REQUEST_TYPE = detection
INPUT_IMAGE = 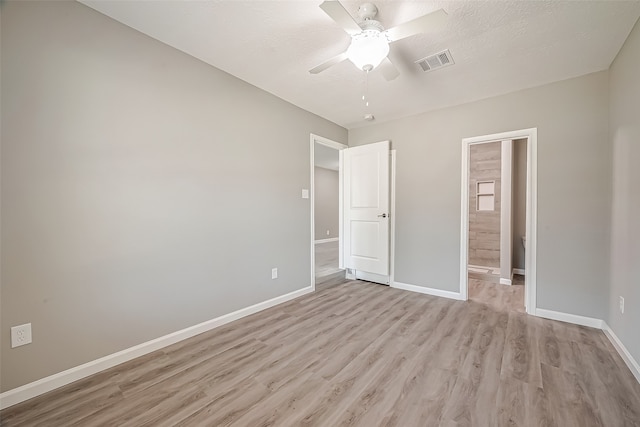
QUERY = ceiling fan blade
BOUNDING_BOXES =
[378,57,400,81]
[309,51,349,74]
[319,0,362,35]
[384,9,448,42]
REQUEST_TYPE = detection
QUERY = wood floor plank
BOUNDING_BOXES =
[229,370,327,427]
[580,336,640,425]
[379,366,457,426]
[311,292,417,381]
[120,338,267,397]
[423,301,483,374]
[28,385,124,427]
[255,286,378,346]
[540,362,605,427]
[329,348,420,426]
[496,377,554,427]
[2,279,639,427]
[501,311,543,387]
[441,304,509,427]
[251,292,402,392]
[441,376,500,426]
[150,374,258,427]
[117,387,209,427]
[287,297,424,425]
[0,379,123,427]
[173,379,271,427]
[69,386,182,427]
[468,273,525,313]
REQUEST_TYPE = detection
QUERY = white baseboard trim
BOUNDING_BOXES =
[314,237,338,244]
[602,322,640,384]
[512,268,525,276]
[0,286,313,410]
[500,278,512,286]
[392,281,464,301]
[534,308,603,329]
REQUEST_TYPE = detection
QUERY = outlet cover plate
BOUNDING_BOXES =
[11,323,32,348]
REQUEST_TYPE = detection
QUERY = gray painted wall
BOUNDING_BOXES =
[0,1,347,391]
[609,18,640,366]
[349,71,611,320]
[512,139,527,271]
[314,167,339,240]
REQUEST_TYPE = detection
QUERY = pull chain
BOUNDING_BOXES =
[362,65,372,113]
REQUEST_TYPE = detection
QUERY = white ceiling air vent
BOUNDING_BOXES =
[415,49,454,72]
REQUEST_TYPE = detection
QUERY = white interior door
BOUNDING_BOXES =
[343,141,390,279]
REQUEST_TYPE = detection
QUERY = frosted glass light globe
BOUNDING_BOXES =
[346,30,390,71]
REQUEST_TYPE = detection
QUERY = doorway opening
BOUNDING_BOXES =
[310,135,347,290]
[460,129,537,315]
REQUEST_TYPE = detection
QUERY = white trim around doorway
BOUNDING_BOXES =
[460,128,538,315]
[310,134,348,291]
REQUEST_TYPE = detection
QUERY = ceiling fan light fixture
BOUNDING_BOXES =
[346,29,389,71]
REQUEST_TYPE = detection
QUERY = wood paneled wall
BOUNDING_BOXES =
[469,142,501,267]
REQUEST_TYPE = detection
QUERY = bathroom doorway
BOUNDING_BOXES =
[460,129,538,315]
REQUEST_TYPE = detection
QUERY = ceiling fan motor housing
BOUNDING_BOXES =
[359,19,385,32]
[358,2,378,20]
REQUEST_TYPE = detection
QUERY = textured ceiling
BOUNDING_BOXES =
[80,1,640,129]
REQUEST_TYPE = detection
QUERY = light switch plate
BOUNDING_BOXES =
[301,189,309,199]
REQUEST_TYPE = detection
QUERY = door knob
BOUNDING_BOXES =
[378,213,387,218]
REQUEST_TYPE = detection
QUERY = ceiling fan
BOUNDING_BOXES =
[310,1,448,81]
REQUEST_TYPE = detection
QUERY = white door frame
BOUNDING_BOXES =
[310,134,348,290]
[460,128,537,314]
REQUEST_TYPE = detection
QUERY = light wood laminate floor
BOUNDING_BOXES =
[315,240,341,279]
[469,274,525,313]
[2,279,639,426]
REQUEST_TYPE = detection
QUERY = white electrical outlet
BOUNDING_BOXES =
[326,230,330,236]
[271,268,278,279]
[620,296,625,314]
[11,323,32,348]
